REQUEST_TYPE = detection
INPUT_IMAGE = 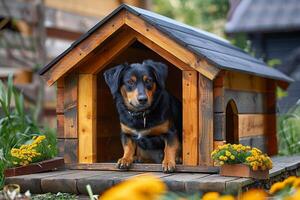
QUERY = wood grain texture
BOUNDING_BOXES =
[56,79,64,114]
[64,139,78,163]
[213,71,225,113]
[66,163,219,173]
[224,71,271,93]
[224,90,268,114]
[64,107,78,138]
[79,27,137,74]
[63,70,78,110]
[198,74,214,166]
[125,11,219,80]
[214,113,225,141]
[78,74,97,163]
[43,10,126,85]
[238,114,275,138]
[57,114,64,138]
[182,71,198,166]
[135,33,192,71]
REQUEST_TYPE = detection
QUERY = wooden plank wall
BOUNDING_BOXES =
[199,73,213,166]
[56,70,79,163]
[78,74,97,163]
[182,71,198,166]
[213,71,277,155]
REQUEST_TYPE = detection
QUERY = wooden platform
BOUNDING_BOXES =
[5,156,300,195]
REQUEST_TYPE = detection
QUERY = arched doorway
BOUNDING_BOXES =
[226,100,239,144]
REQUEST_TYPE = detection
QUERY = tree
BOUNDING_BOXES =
[152,0,229,37]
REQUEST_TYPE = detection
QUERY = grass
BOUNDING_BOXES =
[278,101,300,155]
[32,193,77,200]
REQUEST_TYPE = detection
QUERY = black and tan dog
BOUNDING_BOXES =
[104,60,182,173]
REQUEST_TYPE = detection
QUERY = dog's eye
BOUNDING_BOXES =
[127,79,135,86]
[145,78,153,84]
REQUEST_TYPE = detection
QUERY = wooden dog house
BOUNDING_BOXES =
[39,4,292,170]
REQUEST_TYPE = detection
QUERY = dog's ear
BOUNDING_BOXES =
[144,60,168,89]
[103,64,127,97]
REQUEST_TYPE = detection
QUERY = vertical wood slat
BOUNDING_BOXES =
[213,71,225,113]
[182,71,198,166]
[78,74,97,163]
[63,71,79,163]
[56,78,65,140]
[56,79,64,114]
[198,74,214,166]
[266,80,277,155]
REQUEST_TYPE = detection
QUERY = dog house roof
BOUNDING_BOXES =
[39,4,292,83]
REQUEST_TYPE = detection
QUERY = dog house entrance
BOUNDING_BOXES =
[225,100,239,144]
[96,41,182,163]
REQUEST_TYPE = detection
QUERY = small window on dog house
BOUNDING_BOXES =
[39,4,291,172]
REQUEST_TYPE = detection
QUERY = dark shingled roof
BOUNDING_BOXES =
[39,4,293,83]
[226,0,300,33]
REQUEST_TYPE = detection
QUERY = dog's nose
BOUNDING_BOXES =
[137,95,148,104]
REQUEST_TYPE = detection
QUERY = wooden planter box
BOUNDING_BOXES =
[4,157,64,177]
[220,164,269,179]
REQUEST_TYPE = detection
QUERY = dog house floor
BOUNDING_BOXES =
[6,156,300,195]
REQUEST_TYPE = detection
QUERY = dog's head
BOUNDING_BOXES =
[104,60,168,111]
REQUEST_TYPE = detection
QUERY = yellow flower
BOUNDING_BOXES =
[202,192,220,200]
[240,189,267,200]
[293,178,300,188]
[219,161,224,165]
[223,156,228,161]
[225,151,231,157]
[100,174,166,200]
[230,155,235,160]
[283,176,297,186]
[219,195,235,200]
[252,165,258,171]
[270,182,286,194]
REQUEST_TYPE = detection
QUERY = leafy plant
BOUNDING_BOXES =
[0,75,57,189]
[278,102,300,155]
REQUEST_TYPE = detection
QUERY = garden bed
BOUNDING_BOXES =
[5,157,64,177]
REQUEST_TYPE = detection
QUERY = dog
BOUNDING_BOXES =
[104,60,182,173]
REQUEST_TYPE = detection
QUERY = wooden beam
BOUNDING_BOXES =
[125,11,219,80]
[78,74,97,163]
[213,71,225,113]
[238,114,275,138]
[266,80,277,155]
[135,33,192,71]
[66,163,218,173]
[43,10,126,86]
[224,71,271,93]
[182,71,198,166]
[198,74,214,166]
[79,27,136,74]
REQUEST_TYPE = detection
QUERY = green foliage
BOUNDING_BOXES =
[278,103,300,155]
[153,0,229,36]
[32,192,77,200]
[0,75,57,189]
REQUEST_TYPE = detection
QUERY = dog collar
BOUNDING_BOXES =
[127,110,150,128]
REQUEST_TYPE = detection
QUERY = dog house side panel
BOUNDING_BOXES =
[57,70,79,163]
[213,71,277,155]
[198,73,214,166]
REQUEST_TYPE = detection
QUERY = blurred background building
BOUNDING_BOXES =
[0,0,150,127]
[226,0,300,113]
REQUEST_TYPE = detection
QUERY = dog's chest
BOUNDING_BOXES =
[120,120,170,137]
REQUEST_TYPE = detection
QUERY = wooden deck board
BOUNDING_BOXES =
[5,156,300,194]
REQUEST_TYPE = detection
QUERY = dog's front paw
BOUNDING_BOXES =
[162,160,176,173]
[117,157,133,170]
